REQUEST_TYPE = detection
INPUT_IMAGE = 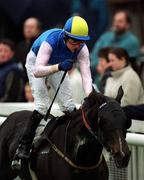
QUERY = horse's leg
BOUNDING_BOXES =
[19,171,32,180]
[95,156,109,180]
[0,158,18,180]
[0,170,12,180]
[0,141,14,180]
[16,161,32,180]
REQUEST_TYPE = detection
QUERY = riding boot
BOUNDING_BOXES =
[44,117,62,138]
[13,110,43,161]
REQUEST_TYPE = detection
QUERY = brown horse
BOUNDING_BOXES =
[0,88,131,180]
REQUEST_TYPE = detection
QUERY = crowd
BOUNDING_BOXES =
[0,8,144,119]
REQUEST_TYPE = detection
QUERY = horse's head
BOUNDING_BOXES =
[82,86,131,168]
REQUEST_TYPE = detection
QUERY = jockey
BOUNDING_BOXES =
[13,16,93,161]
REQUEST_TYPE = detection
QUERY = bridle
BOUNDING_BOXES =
[42,103,109,171]
[80,106,98,140]
[80,102,108,140]
[80,101,115,152]
[80,100,127,157]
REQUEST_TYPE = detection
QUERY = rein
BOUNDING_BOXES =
[41,102,108,171]
[44,134,103,171]
[80,102,107,140]
[80,106,98,139]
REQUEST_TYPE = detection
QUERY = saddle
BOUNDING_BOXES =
[33,113,69,151]
[30,114,70,171]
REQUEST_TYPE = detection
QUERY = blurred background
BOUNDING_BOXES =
[0,0,144,45]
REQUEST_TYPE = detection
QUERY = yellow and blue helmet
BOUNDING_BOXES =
[64,16,90,41]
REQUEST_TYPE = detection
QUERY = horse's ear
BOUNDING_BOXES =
[88,86,96,97]
[87,85,98,98]
[92,84,100,93]
[115,86,124,104]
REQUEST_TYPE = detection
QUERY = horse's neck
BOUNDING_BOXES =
[67,110,103,166]
[85,103,100,131]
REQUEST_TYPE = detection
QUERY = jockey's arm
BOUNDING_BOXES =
[33,41,59,77]
[78,45,93,96]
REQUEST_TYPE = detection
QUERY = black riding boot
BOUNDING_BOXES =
[13,110,43,161]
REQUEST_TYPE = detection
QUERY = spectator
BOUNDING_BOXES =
[24,83,34,102]
[96,47,112,93]
[123,104,144,120]
[71,0,108,50]
[0,39,24,102]
[104,48,144,106]
[15,17,42,80]
[91,10,140,72]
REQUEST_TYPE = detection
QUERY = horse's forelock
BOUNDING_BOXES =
[83,91,106,109]
[99,100,127,131]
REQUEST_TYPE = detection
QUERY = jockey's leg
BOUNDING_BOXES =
[13,110,44,160]
[12,69,51,164]
[26,72,76,151]
[50,71,76,113]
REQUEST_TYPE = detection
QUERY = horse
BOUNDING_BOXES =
[0,87,131,180]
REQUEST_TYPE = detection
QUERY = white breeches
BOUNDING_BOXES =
[25,51,75,115]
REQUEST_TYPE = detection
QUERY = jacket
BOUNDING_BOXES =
[0,59,24,102]
[104,65,144,106]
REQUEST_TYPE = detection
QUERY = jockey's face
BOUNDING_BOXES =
[66,38,84,52]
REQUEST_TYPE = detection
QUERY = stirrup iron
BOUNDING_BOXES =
[11,159,22,170]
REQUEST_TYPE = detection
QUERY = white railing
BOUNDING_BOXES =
[126,133,144,145]
[107,133,144,180]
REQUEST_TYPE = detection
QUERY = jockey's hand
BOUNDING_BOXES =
[58,60,73,71]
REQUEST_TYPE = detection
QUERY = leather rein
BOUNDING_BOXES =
[43,105,107,171]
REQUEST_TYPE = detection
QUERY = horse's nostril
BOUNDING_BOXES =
[113,150,131,168]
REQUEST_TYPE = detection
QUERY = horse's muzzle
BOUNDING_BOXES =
[113,150,131,168]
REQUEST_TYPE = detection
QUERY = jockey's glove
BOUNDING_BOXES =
[58,60,73,71]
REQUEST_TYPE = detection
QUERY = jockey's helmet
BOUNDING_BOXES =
[64,16,90,41]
